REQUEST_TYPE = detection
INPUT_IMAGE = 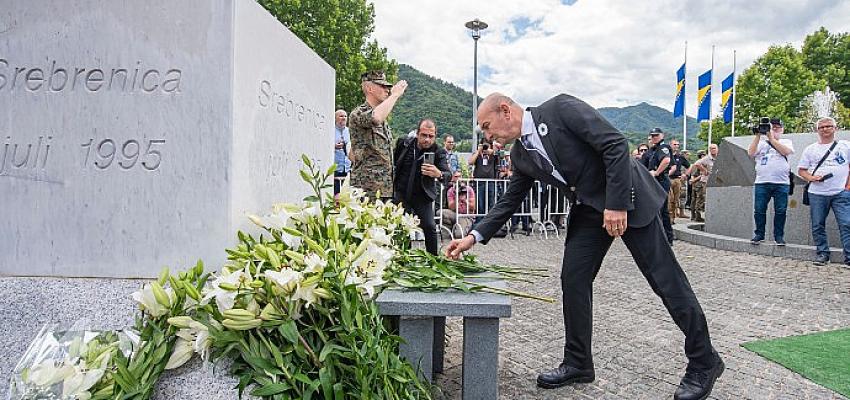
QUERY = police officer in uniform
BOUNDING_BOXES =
[642,127,674,244]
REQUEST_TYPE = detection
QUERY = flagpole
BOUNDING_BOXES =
[731,49,737,137]
[708,45,714,146]
[683,41,688,151]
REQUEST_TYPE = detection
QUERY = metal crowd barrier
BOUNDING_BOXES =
[331,176,571,241]
[439,178,570,240]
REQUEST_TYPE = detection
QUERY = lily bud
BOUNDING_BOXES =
[183,284,201,301]
[301,274,322,287]
[151,281,172,308]
[158,267,170,286]
[218,282,239,291]
[167,316,194,329]
[284,250,305,264]
[313,288,332,299]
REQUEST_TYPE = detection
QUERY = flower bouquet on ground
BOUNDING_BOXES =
[6,320,134,400]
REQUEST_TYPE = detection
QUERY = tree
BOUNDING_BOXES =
[802,27,850,108]
[734,45,827,132]
[257,0,398,112]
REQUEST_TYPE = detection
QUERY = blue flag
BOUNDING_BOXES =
[697,70,712,121]
[673,63,686,118]
[720,73,734,123]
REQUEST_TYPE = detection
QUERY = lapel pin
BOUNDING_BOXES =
[538,123,548,136]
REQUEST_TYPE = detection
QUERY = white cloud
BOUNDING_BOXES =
[371,0,850,118]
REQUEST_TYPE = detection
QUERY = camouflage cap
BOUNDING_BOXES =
[361,70,393,86]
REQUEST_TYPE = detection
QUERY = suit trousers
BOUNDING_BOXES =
[560,205,715,371]
[658,179,674,243]
[403,198,439,255]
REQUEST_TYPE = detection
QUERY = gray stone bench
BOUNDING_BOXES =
[376,277,512,400]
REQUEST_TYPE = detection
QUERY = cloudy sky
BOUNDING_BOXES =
[371,0,850,117]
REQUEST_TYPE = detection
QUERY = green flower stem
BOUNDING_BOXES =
[462,281,556,303]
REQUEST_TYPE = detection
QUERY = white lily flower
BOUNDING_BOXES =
[303,253,326,274]
[62,366,104,400]
[367,227,392,246]
[292,282,319,308]
[26,360,75,387]
[265,269,302,293]
[359,275,386,298]
[131,284,174,318]
[201,267,253,311]
[281,230,302,249]
[401,213,420,233]
[350,243,393,283]
[193,328,212,360]
[164,337,194,370]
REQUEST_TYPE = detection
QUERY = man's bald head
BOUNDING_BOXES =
[479,93,518,113]
[476,93,524,145]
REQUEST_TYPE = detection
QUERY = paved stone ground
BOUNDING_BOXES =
[432,235,850,400]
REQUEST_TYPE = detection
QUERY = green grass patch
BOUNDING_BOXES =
[741,328,850,397]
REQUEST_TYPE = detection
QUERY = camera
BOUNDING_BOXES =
[756,117,771,135]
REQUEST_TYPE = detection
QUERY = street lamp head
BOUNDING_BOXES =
[465,19,488,39]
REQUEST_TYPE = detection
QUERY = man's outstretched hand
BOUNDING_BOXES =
[445,235,476,260]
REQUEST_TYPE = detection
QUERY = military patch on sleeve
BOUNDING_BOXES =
[661,147,670,155]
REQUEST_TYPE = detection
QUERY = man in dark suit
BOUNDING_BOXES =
[394,118,451,254]
[445,93,724,400]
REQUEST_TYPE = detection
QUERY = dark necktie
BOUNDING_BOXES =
[520,135,554,175]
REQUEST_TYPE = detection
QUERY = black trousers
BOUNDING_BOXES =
[561,205,715,371]
[658,179,674,242]
[403,198,439,255]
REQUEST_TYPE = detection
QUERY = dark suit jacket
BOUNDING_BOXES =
[392,137,452,202]
[474,94,666,243]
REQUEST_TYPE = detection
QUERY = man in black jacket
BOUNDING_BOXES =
[446,93,723,400]
[394,118,451,254]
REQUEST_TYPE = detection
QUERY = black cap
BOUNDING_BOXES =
[770,118,783,126]
[649,127,664,135]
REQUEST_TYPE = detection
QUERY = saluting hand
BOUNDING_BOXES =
[602,209,628,237]
[392,80,408,97]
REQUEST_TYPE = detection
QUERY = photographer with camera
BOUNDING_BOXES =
[747,118,794,245]
[393,118,452,255]
[469,137,500,223]
[797,117,850,266]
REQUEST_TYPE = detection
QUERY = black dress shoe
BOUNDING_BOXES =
[674,357,725,400]
[536,363,595,389]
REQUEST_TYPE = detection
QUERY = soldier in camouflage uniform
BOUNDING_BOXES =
[348,70,408,200]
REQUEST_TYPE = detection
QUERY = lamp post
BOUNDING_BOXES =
[465,18,488,147]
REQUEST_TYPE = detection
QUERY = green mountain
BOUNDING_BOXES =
[391,64,704,150]
[598,103,704,149]
[389,64,481,145]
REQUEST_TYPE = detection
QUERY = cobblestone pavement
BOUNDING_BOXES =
[432,235,850,399]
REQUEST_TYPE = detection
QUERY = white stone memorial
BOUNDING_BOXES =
[0,0,335,278]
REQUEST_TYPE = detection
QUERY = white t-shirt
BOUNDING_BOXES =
[753,138,794,184]
[797,140,850,196]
